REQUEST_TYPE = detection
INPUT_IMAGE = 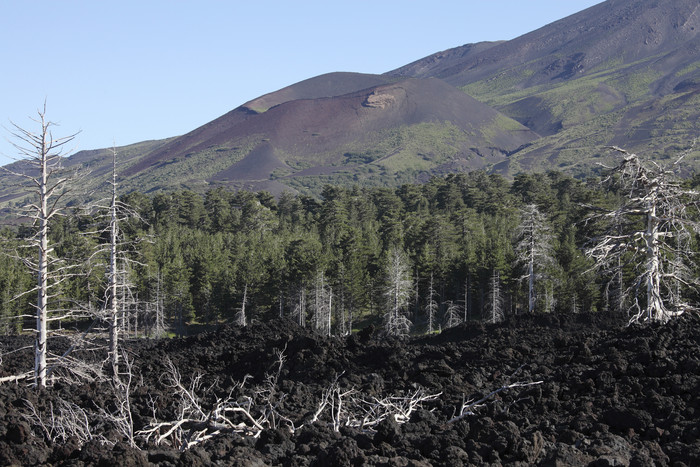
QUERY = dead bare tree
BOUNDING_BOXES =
[313,271,332,336]
[585,147,700,323]
[514,204,556,314]
[23,398,95,445]
[106,149,120,375]
[444,300,462,329]
[21,349,138,449]
[383,246,413,337]
[310,375,441,432]
[235,283,248,327]
[425,273,439,334]
[96,349,137,447]
[79,147,148,379]
[4,104,81,387]
[292,287,307,328]
[446,379,543,425]
[138,347,294,450]
[485,270,505,324]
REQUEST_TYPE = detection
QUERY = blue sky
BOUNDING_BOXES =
[0,1,602,165]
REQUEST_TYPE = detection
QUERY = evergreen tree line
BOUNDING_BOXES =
[1,170,698,336]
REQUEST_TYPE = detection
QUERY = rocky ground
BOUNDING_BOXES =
[0,312,699,466]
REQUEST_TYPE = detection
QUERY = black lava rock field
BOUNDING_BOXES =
[0,312,698,466]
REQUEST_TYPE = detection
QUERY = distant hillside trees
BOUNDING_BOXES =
[1,164,697,339]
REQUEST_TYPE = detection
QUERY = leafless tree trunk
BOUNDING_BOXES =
[293,287,306,328]
[82,147,147,378]
[585,147,700,323]
[327,286,332,337]
[383,247,412,336]
[236,283,248,327]
[107,149,119,377]
[4,104,79,387]
[313,271,332,336]
[425,273,438,334]
[514,204,556,314]
[337,286,347,336]
[444,300,462,329]
[485,270,504,324]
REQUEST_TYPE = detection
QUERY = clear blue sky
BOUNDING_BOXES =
[0,1,602,166]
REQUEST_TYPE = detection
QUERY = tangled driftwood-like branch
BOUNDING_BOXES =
[310,373,441,432]
[23,398,97,445]
[138,351,540,452]
[138,348,443,451]
[446,380,543,425]
[138,348,295,451]
[20,349,139,450]
[446,365,543,425]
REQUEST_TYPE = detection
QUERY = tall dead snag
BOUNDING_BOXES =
[383,246,413,336]
[585,147,700,323]
[514,204,556,313]
[86,148,146,379]
[485,270,505,324]
[235,283,248,327]
[4,104,79,387]
[424,273,438,334]
[313,271,332,336]
[107,148,120,378]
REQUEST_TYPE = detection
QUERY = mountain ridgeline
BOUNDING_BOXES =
[1,0,700,207]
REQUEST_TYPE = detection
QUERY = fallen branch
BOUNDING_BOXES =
[138,349,294,451]
[311,374,441,432]
[446,380,543,425]
[0,372,32,384]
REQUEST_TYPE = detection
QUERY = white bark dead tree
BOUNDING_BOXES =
[425,273,438,334]
[107,148,119,377]
[444,300,462,329]
[313,271,332,336]
[514,204,556,314]
[235,283,248,327]
[82,147,147,379]
[292,287,307,328]
[485,270,505,324]
[383,247,413,336]
[4,104,80,387]
[585,147,700,323]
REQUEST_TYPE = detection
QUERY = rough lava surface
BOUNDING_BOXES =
[0,312,699,466]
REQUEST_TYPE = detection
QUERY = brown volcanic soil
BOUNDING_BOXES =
[1,312,699,466]
[242,72,397,113]
[124,77,538,181]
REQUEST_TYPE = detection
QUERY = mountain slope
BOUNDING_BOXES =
[3,0,700,208]
[387,0,700,175]
[119,76,537,195]
[389,0,700,90]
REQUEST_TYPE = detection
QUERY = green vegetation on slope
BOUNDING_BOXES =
[2,168,698,337]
